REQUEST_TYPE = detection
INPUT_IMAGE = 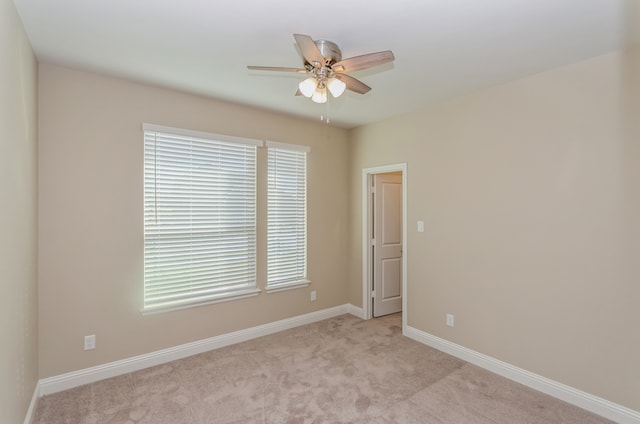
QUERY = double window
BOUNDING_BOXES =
[143,125,308,312]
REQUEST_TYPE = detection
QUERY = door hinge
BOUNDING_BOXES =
[371,290,376,299]
[371,238,376,246]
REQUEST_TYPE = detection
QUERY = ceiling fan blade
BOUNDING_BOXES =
[247,66,307,73]
[332,50,395,73]
[293,34,325,66]
[335,74,371,94]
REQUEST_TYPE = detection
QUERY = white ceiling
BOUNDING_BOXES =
[13,0,640,128]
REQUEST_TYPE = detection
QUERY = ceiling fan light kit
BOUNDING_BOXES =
[248,34,394,105]
[299,76,346,103]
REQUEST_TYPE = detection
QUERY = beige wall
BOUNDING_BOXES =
[0,0,39,422]
[349,48,640,411]
[38,64,350,378]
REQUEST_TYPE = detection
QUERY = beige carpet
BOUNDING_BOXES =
[33,314,613,423]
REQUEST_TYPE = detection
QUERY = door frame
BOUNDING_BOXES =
[361,163,407,327]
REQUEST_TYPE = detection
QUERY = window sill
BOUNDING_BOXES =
[141,287,261,315]
[265,280,311,294]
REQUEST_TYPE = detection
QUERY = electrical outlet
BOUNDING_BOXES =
[446,314,455,327]
[310,291,317,301]
[84,334,96,350]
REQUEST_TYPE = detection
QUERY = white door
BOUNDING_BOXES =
[373,173,402,317]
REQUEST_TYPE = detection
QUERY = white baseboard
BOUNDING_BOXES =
[404,325,640,424]
[346,303,365,319]
[39,304,352,396]
[23,382,40,424]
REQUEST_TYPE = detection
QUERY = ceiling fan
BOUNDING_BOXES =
[247,34,395,104]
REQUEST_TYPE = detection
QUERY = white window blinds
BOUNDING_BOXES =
[143,124,261,311]
[267,141,309,288]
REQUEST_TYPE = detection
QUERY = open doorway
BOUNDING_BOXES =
[361,164,407,327]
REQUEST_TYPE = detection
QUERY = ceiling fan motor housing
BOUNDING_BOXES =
[313,40,342,65]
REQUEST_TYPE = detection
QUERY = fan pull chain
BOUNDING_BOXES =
[320,102,330,124]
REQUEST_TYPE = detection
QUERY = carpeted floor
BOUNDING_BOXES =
[33,313,613,423]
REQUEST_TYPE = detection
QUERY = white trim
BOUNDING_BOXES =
[361,163,408,326]
[142,123,263,147]
[404,325,640,424]
[346,303,365,319]
[265,140,311,152]
[38,304,350,396]
[23,383,40,424]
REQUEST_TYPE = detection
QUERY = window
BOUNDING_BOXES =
[143,124,261,312]
[266,141,309,290]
